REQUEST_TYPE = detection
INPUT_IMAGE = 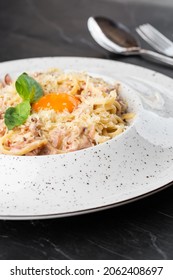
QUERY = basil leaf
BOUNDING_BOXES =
[15,73,43,103]
[4,73,43,130]
[4,100,31,130]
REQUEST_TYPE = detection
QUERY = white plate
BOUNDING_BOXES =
[0,57,173,220]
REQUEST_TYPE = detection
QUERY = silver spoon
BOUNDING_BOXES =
[87,16,173,67]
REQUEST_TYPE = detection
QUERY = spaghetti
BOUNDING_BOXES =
[0,69,134,155]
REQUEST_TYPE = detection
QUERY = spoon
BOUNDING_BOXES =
[87,16,173,67]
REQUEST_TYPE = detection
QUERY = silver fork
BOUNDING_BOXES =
[136,23,173,57]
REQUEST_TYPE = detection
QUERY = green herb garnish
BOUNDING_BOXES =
[5,101,31,130]
[4,73,43,130]
[15,73,43,103]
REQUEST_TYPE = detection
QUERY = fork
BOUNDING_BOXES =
[136,23,173,57]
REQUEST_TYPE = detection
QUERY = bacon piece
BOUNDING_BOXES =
[4,74,12,85]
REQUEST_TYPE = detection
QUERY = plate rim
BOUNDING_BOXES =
[0,181,172,220]
[1,55,173,80]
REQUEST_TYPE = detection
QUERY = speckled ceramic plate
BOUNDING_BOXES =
[0,57,173,220]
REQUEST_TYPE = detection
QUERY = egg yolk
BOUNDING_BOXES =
[32,93,80,113]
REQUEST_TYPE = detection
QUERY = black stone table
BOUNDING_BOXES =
[0,0,173,259]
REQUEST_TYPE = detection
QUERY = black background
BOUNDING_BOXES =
[0,0,173,259]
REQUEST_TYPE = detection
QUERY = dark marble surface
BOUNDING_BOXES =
[0,0,173,260]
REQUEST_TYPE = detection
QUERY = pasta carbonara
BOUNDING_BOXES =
[0,69,134,155]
